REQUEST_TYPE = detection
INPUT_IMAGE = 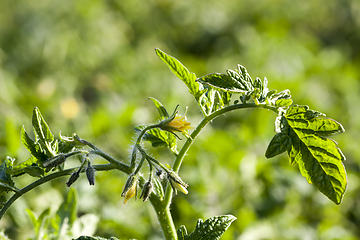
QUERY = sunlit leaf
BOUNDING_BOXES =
[285,105,347,204]
[197,73,246,93]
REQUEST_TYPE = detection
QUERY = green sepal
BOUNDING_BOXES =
[149,97,169,120]
[265,132,292,158]
[177,215,236,240]
[153,177,164,201]
[285,105,347,204]
[155,48,205,100]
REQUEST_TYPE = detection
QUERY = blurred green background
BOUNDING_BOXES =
[1,0,360,239]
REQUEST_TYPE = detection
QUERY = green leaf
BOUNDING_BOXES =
[177,225,188,240]
[197,73,246,93]
[0,157,17,196]
[285,105,347,204]
[32,107,56,157]
[265,132,292,158]
[73,236,120,240]
[21,126,48,164]
[52,188,78,236]
[177,215,236,240]
[149,97,169,120]
[135,126,177,152]
[26,208,50,238]
[275,98,293,108]
[155,48,205,99]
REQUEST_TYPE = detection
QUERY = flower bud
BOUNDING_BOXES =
[86,162,96,186]
[66,171,80,187]
[140,181,153,202]
[167,171,188,195]
[121,174,138,204]
[43,153,67,169]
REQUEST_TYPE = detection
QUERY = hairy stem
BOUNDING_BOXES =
[150,195,177,240]
[0,163,118,219]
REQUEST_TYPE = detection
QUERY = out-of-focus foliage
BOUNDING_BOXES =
[0,0,359,239]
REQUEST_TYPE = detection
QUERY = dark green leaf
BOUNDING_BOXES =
[149,97,169,120]
[178,215,236,240]
[285,105,347,204]
[177,225,188,240]
[73,236,120,240]
[155,48,205,99]
[265,133,292,158]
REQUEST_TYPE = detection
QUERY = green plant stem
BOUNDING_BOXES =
[0,164,118,219]
[150,195,177,240]
[163,103,278,207]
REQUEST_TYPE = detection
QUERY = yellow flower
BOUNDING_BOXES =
[160,107,194,138]
[121,174,138,204]
[123,183,137,204]
[167,114,194,132]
